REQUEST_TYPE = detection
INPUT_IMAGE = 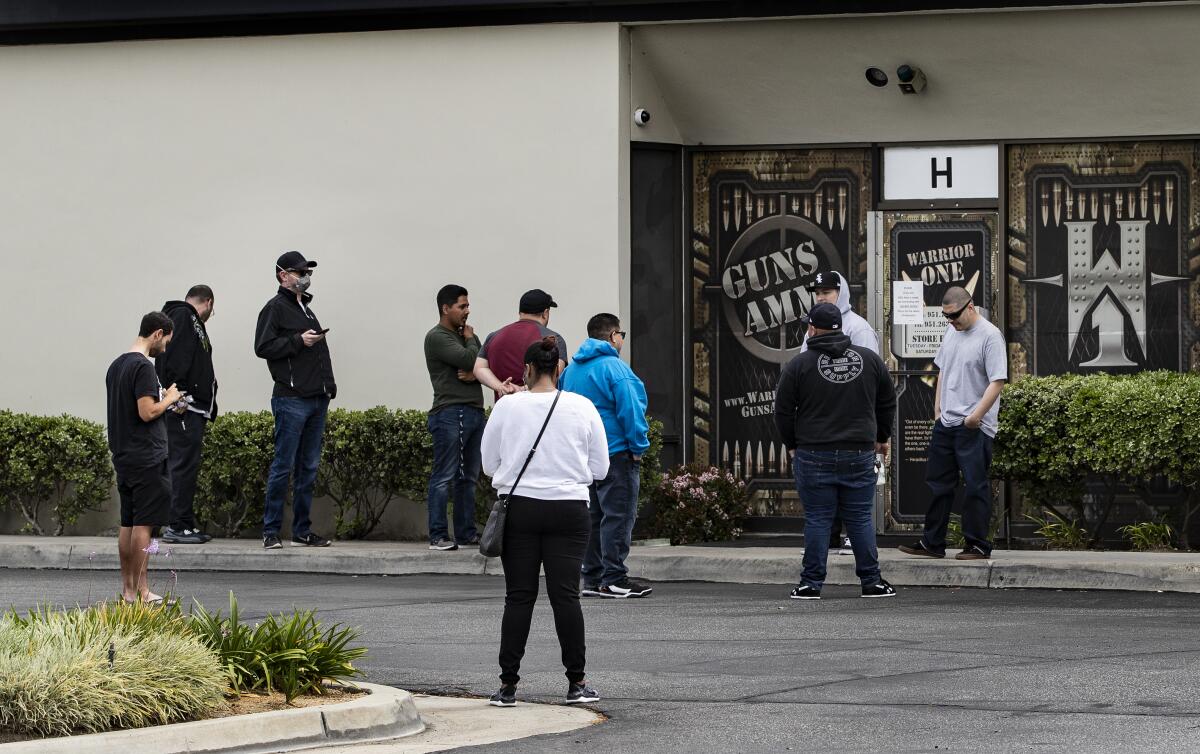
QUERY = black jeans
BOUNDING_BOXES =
[921,421,995,554]
[498,495,590,686]
[166,411,207,531]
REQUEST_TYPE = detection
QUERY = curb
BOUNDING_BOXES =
[3,536,1200,593]
[0,682,424,754]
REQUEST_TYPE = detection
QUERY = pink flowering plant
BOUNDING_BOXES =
[649,464,752,545]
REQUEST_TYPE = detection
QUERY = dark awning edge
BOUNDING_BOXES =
[0,0,1171,46]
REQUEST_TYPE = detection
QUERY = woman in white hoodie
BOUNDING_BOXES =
[480,337,610,708]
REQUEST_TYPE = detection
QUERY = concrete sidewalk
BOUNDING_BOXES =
[2,536,1199,593]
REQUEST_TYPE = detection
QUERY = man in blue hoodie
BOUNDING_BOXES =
[561,313,652,598]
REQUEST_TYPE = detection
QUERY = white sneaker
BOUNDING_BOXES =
[838,536,853,555]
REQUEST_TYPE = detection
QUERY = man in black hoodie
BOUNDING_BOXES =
[155,285,218,544]
[774,303,898,600]
[254,251,336,550]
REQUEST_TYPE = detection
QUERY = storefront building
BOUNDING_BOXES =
[3,1,1197,536]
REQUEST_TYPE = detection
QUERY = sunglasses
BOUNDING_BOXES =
[288,269,313,277]
[943,302,971,321]
[616,331,627,339]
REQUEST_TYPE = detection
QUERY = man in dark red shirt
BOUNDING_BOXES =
[473,289,568,399]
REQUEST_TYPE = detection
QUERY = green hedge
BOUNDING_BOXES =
[317,408,431,540]
[1,406,665,540]
[994,371,1200,548]
[0,412,113,535]
[194,411,275,538]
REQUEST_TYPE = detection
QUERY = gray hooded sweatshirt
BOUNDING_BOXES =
[800,273,879,354]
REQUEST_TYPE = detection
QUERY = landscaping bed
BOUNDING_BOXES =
[0,595,365,741]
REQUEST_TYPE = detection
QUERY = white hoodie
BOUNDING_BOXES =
[800,274,879,354]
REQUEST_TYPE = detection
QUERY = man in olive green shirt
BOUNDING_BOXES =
[423,284,485,550]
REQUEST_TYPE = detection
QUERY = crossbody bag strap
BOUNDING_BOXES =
[505,390,561,499]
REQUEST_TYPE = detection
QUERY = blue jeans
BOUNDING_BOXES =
[794,448,881,589]
[263,395,329,539]
[922,421,994,555]
[426,405,483,544]
[582,452,641,587]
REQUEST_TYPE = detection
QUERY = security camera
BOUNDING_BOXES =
[633,108,651,126]
[896,65,927,94]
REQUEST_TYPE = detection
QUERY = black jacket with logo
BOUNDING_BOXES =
[155,300,218,418]
[254,287,337,399]
[773,332,896,451]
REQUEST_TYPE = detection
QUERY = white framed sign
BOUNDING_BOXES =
[883,145,999,201]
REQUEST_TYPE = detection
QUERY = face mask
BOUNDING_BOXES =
[279,265,312,293]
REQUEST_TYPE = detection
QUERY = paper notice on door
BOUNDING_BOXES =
[892,281,925,325]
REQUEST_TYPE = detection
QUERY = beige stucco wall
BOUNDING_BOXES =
[0,22,627,424]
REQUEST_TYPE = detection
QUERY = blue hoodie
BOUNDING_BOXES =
[560,339,650,456]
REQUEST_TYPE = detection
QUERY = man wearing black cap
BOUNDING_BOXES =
[254,251,336,549]
[473,289,569,399]
[774,303,898,600]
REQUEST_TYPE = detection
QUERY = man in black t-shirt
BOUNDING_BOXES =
[106,311,183,605]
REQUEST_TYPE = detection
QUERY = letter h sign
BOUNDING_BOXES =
[931,157,952,189]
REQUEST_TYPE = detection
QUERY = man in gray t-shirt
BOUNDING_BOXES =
[899,286,1007,561]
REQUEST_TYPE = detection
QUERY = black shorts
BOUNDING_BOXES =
[116,460,171,527]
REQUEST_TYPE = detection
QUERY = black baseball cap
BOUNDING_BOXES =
[276,250,317,273]
[808,302,843,330]
[805,270,843,291]
[519,289,558,314]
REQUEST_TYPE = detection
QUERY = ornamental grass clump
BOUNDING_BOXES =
[0,601,226,738]
[189,592,366,702]
[649,464,752,545]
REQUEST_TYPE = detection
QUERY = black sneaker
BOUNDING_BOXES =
[459,536,481,546]
[604,578,652,598]
[955,545,991,560]
[429,539,459,551]
[488,684,517,707]
[581,584,604,597]
[162,527,205,544]
[292,532,331,547]
[565,681,600,704]
[861,579,897,598]
[898,540,945,558]
[789,584,821,600]
[263,535,282,550]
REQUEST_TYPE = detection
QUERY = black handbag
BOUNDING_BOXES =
[479,390,561,558]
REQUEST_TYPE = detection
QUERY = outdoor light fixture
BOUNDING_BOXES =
[865,67,889,87]
[896,64,927,94]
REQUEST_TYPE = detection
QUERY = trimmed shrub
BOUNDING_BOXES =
[194,411,274,538]
[0,412,112,535]
[996,371,1200,548]
[648,464,751,545]
[0,602,226,737]
[189,592,366,702]
[639,418,666,513]
[318,407,431,540]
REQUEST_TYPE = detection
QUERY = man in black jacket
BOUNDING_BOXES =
[254,251,336,549]
[774,303,898,600]
[155,285,217,544]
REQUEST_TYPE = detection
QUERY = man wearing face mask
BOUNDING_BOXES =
[254,251,336,550]
[156,285,218,545]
